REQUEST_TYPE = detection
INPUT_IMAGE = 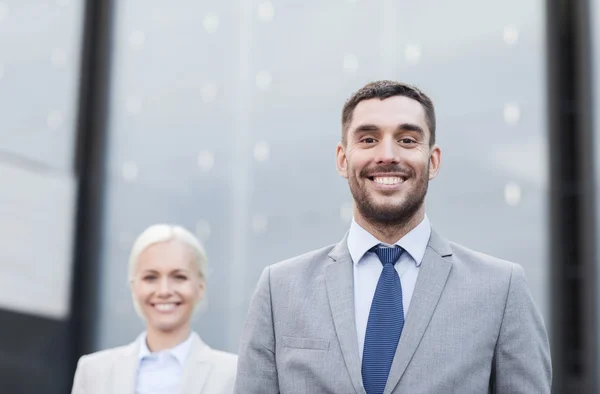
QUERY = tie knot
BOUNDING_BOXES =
[369,245,403,266]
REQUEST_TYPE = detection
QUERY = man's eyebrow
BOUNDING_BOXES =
[397,123,425,137]
[352,123,425,137]
[352,124,381,134]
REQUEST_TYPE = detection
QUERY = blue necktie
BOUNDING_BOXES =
[362,245,404,394]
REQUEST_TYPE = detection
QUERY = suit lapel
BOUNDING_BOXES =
[180,333,213,394]
[326,234,366,394]
[111,340,139,394]
[384,230,453,394]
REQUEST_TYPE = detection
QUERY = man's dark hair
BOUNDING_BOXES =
[341,80,436,146]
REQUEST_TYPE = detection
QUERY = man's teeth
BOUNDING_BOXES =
[154,303,177,311]
[373,176,404,185]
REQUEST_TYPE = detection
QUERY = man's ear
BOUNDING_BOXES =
[336,143,349,179]
[428,145,441,180]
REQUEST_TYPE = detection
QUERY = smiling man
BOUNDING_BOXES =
[235,80,552,394]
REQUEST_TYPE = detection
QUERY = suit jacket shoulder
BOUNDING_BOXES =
[71,341,138,394]
[444,239,528,297]
[78,343,134,367]
[448,240,517,272]
[269,243,337,277]
[76,342,136,379]
[423,234,526,313]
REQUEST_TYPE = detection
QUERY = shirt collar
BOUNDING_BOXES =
[347,214,431,267]
[137,331,194,367]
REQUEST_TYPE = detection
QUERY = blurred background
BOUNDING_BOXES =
[0,0,597,393]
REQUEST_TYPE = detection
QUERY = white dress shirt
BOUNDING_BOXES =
[348,215,431,360]
[136,332,194,394]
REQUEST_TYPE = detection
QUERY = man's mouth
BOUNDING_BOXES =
[368,176,407,185]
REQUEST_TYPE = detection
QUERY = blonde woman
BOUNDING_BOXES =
[71,224,237,394]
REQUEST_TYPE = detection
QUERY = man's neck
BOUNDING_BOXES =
[354,209,425,245]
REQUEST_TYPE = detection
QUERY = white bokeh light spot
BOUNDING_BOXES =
[47,111,64,130]
[503,25,519,46]
[343,54,359,74]
[129,30,145,49]
[405,45,422,65]
[504,182,522,207]
[203,13,220,33]
[340,201,354,224]
[196,220,212,242]
[254,141,270,162]
[256,70,272,90]
[503,103,521,125]
[201,82,219,103]
[258,1,275,22]
[197,151,215,172]
[122,161,139,182]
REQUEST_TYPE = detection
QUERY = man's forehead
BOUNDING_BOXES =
[350,96,427,127]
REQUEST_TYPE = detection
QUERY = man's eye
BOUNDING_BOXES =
[361,138,376,143]
[175,275,188,280]
[400,138,416,144]
[143,276,156,281]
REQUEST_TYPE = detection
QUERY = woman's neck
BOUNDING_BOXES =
[145,325,191,352]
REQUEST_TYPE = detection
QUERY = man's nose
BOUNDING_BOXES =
[375,138,399,164]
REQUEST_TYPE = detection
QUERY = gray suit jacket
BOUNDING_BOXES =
[235,230,551,393]
[71,332,237,394]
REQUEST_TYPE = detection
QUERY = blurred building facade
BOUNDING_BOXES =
[0,0,596,393]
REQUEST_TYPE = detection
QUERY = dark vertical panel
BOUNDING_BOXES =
[587,0,600,391]
[575,1,599,391]
[69,0,114,379]
[546,0,597,392]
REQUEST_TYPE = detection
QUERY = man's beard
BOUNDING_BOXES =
[348,164,429,227]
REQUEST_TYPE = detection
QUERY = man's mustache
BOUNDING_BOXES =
[360,165,412,178]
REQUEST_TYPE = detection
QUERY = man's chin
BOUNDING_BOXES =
[357,198,424,225]
[360,206,404,221]
[367,196,406,210]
